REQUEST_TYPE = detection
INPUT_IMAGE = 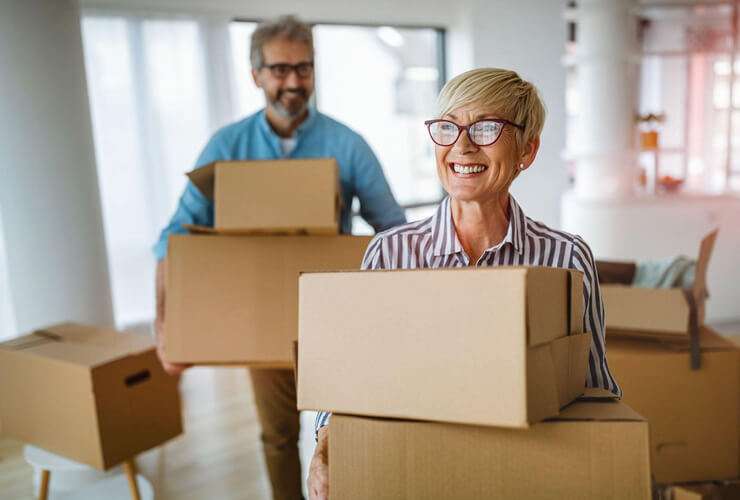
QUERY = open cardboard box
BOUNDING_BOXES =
[297,266,592,428]
[0,323,182,469]
[164,233,371,365]
[329,389,651,500]
[597,229,718,340]
[607,326,740,483]
[187,159,341,235]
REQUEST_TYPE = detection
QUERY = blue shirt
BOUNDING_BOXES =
[154,108,407,260]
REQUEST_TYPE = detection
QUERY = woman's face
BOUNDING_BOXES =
[433,103,527,204]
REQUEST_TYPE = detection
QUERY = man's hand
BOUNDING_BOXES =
[155,258,191,376]
[308,426,329,500]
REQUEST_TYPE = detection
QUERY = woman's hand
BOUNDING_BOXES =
[308,426,329,500]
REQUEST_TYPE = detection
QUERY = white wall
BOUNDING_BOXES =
[0,0,114,337]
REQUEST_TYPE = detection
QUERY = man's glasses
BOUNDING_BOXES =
[261,62,314,79]
[424,119,524,147]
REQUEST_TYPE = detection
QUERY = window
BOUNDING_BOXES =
[638,2,740,193]
[81,13,446,327]
[564,1,740,194]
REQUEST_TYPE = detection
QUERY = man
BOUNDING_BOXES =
[152,15,406,500]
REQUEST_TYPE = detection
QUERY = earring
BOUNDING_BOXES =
[518,163,526,170]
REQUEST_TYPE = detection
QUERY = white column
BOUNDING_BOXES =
[570,0,639,199]
[0,0,114,336]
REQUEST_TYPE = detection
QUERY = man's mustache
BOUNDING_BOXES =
[277,88,307,99]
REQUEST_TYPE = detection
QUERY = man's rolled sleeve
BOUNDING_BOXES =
[152,181,212,261]
[352,136,406,232]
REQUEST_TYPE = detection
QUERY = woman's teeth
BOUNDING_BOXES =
[452,164,487,174]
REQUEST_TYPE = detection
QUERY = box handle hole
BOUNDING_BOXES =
[125,369,151,387]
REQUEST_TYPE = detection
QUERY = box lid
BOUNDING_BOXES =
[0,323,154,368]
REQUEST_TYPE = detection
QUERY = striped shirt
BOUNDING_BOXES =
[315,195,621,434]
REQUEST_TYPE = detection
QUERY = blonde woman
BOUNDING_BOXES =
[307,68,621,500]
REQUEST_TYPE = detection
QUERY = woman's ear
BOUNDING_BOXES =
[519,135,541,169]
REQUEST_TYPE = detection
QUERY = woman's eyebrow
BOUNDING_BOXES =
[442,113,501,122]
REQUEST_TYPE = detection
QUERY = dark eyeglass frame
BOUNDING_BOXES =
[424,118,525,147]
[261,61,315,79]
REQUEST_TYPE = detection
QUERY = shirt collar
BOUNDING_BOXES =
[432,195,526,257]
[258,106,318,140]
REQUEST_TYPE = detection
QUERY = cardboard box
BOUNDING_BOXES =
[0,323,182,470]
[329,391,651,500]
[597,230,717,338]
[187,159,340,234]
[663,481,740,500]
[165,234,371,365]
[298,267,591,428]
[607,327,740,483]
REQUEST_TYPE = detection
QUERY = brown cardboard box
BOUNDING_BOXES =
[598,230,717,338]
[0,323,182,469]
[663,481,740,500]
[298,267,591,428]
[165,234,371,365]
[607,327,740,483]
[329,391,651,500]
[187,159,340,234]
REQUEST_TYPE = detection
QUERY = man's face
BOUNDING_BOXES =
[252,37,315,119]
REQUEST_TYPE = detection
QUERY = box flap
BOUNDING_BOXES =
[0,323,154,367]
[691,228,718,303]
[186,162,216,200]
[525,267,569,346]
[554,397,644,422]
[568,270,584,335]
[595,260,636,284]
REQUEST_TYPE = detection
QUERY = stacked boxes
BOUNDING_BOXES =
[598,230,740,485]
[0,323,182,469]
[163,159,370,366]
[297,267,652,498]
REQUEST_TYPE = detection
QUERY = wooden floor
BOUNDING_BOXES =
[1,320,739,499]
[0,366,318,500]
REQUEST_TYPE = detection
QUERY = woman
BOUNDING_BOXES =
[307,68,621,499]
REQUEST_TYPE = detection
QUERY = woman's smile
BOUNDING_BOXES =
[448,162,489,177]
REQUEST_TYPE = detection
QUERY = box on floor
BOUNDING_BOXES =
[0,323,182,469]
[164,234,371,365]
[607,326,740,483]
[298,266,591,428]
[329,391,651,500]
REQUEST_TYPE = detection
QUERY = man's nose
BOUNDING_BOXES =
[283,68,301,88]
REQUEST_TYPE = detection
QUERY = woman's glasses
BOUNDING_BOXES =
[424,119,524,147]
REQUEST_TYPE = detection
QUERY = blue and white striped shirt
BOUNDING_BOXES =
[315,195,621,433]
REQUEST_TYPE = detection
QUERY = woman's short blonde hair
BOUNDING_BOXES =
[437,68,546,148]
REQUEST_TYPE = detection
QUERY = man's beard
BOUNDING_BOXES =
[270,88,309,119]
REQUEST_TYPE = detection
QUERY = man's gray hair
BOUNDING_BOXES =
[250,15,314,69]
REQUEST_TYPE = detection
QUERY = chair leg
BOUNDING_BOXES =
[38,469,50,500]
[123,459,141,500]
